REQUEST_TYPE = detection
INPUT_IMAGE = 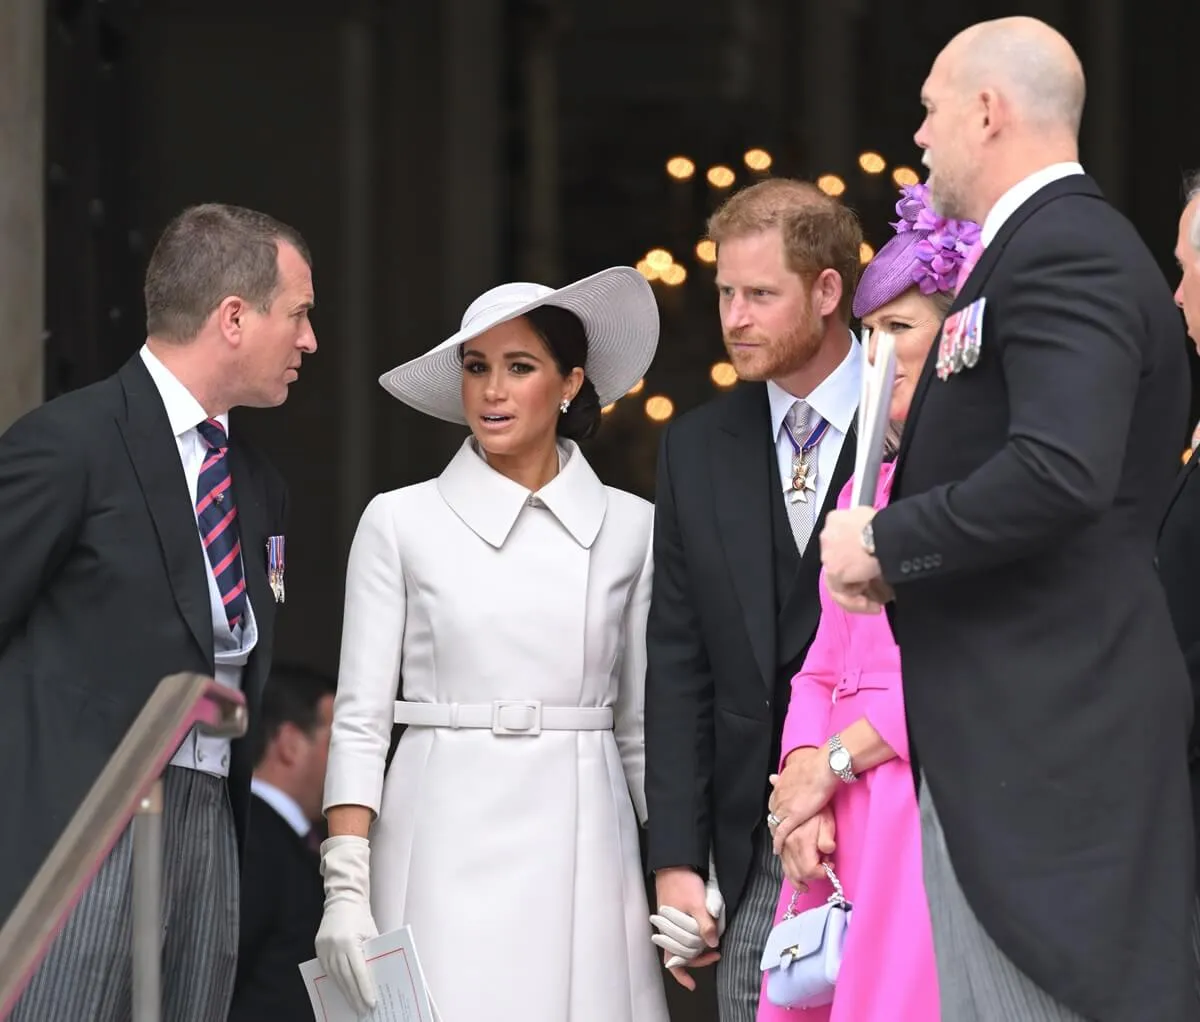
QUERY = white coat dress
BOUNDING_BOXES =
[323,437,669,1022]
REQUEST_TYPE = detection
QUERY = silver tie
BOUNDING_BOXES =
[784,401,817,554]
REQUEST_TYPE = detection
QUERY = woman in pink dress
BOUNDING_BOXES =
[756,183,979,1022]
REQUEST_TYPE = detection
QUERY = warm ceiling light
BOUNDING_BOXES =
[817,174,846,197]
[706,165,736,188]
[645,248,673,272]
[635,258,659,281]
[601,403,616,415]
[859,241,875,264]
[660,263,688,286]
[645,395,675,422]
[858,151,886,174]
[710,361,738,388]
[666,156,695,180]
[744,148,772,172]
[627,378,645,396]
[695,239,717,264]
[892,165,920,187]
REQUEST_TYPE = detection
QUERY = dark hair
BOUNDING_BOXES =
[1186,170,1200,250]
[144,202,312,342]
[249,664,337,767]
[524,304,602,441]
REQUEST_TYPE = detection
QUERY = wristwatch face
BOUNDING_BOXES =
[829,747,851,773]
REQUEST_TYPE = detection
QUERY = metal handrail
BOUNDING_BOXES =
[0,672,247,1019]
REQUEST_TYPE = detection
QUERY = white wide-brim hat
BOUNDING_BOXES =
[379,266,660,424]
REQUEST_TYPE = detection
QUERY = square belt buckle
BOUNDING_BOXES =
[491,699,543,735]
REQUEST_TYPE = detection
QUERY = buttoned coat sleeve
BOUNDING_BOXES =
[645,425,715,874]
[324,493,407,815]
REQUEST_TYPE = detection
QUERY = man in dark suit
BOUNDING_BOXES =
[0,204,316,1021]
[645,178,862,1020]
[230,664,334,1022]
[821,17,1199,1021]
[1160,172,1200,893]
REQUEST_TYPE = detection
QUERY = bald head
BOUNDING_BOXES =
[942,17,1085,138]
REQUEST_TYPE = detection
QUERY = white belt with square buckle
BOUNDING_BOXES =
[393,699,613,735]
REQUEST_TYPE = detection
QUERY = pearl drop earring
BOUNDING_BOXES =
[560,399,570,414]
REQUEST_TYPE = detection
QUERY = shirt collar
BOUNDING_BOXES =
[250,777,310,839]
[139,344,229,438]
[437,437,607,549]
[980,162,1085,247]
[766,331,862,441]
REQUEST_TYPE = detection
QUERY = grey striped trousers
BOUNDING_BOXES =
[920,779,1200,1021]
[10,766,239,1022]
[715,827,782,1022]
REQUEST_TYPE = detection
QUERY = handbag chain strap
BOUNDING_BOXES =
[783,862,850,919]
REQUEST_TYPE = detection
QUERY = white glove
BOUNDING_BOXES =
[650,850,727,969]
[315,835,380,1018]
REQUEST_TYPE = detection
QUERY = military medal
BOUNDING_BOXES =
[784,415,829,504]
[937,297,986,378]
[267,535,286,603]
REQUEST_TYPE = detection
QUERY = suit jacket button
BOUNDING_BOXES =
[900,560,912,574]
[933,554,942,567]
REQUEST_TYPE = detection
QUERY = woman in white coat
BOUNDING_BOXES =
[315,267,671,1022]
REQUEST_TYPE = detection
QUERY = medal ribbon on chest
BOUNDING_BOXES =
[784,415,829,503]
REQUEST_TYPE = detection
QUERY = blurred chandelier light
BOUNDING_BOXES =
[892,165,920,187]
[817,174,846,197]
[706,165,736,188]
[695,239,717,264]
[859,242,875,264]
[627,378,645,396]
[601,403,616,415]
[858,151,886,174]
[710,362,738,388]
[744,148,772,172]
[645,248,673,272]
[660,263,687,286]
[636,259,659,281]
[666,156,695,180]
[645,395,674,422]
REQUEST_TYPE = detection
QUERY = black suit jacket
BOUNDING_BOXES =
[645,382,855,913]
[0,355,287,924]
[872,174,1196,1021]
[1157,450,1200,890]
[229,792,324,1022]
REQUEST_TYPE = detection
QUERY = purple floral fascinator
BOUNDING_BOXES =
[852,182,980,319]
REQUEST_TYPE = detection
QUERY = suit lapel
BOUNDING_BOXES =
[115,357,213,665]
[227,439,275,657]
[777,418,857,666]
[713,385,777,689]
[1161,453,1200,538]
[892,174,1105,495]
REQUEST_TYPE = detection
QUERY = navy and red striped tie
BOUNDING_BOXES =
[195,418,246,631]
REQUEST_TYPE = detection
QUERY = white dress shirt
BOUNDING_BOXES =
[251,777,311,839]
[980,161,1085,246]
[766,335,863,510]
[139,345,257,777]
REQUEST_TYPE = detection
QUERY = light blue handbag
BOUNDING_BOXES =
[759,863,852,1009]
